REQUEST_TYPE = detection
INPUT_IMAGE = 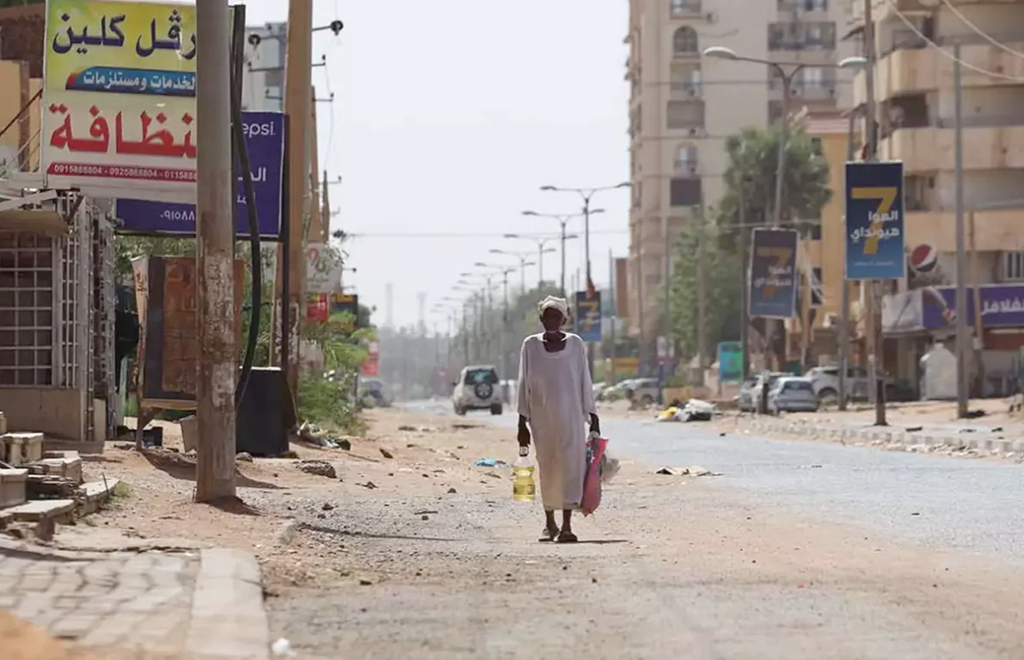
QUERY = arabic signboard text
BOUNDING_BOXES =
[845,161,906,280]
[749,228,798,319]
[114,112,285,237]
[574,291,602,343]
[305,242,345,294]
[43,0,201,198]
[883,284,1024,333]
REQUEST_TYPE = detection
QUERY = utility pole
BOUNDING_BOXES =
[609,248,616,386]
[195,0,236,501]
[838,108,858,410]
[863,0,887,426]
[954,42,969,418]
[738,187,750,380]
[662,215,670,393]
[696,202,707,386]
[637,245,645,377]
[284,0,313,399]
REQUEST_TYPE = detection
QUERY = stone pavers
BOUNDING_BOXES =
[0,540,269,659]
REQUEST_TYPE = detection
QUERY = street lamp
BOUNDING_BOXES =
[703,47,866,227]
[503,234,562,288]
[488,249,536,292]
[539,184,628,295]
[522,209,602,296]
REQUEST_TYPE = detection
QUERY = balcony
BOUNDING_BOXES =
[777,0,830,21]
[771,80,838,102]
[879,124,1024,173]
[854,36,1024,105]
[669,81,702,100]
[905,207,1024,252]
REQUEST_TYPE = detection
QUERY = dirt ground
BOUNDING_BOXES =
[18,406,1024,659]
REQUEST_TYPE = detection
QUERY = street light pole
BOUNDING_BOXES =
[195,0,236,502]
[954,42,969,419]
[522,211,598,298]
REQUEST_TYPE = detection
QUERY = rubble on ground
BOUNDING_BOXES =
[296,460,337,479]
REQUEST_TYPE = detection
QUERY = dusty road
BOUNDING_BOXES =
[264,406,1024,660]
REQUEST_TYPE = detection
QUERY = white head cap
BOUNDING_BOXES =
[537,295,569,319]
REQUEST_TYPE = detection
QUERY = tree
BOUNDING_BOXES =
[715,124,832,252]
[668,224,742,366]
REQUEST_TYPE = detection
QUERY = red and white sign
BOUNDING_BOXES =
[361,355,379,377]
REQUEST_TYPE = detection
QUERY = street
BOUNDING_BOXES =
[264,405,1024,659]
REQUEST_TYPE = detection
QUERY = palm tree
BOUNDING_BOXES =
[714,124,831,252]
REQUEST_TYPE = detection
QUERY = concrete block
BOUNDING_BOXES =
[2,433,44,467]
[0,468,27,508]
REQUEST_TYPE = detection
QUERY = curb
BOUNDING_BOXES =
[186,548,270,660]
[744,419,1024,456]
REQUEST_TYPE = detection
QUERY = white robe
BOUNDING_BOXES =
[517,333,596,511]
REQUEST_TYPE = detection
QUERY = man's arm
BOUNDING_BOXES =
[577,337,600,436]
[517,340,531,447]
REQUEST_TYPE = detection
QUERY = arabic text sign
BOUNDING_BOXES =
[749,228,798,319]
[114,113,285,238]
[329,293,360,330]
[923,284,1024,330]
[574,291,602,343]
[717,342,743,383]
[306,242,344,293]
[845,161,906,280]
[43,0,199,196]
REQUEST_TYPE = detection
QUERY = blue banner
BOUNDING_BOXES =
[749,228,798,319]
[114,112,285,238]
[717,341,743,382]
[923,284,1024,330]
[574,291,602,343]
[845,161,905,280]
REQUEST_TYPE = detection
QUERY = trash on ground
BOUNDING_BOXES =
[655,399,716,422]
[475,458,509,468]
[379,447,394,459]
[655,465,721,477]
[297,460,337,479]
[906,426,923,433]
[271,638,295,657]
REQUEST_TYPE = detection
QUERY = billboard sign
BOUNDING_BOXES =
[305,243,344,294]
[329,293,359,330]
[749,228,799,319]
[574,291,602,343]
[717,341,743,382]
[114,112,285,237]
[42,1,204,199]
[845,161,906,280]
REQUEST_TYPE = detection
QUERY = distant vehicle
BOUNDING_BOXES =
[736,378,757,412]
[768,377,819,414]
[592,383,606,401]
[626,378,660,406]
[750,371,790,414]
[358,378,393,407]
[452,365,503,416]
[805,366,870,403]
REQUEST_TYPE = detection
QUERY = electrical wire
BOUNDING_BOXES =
[882,0,1024,82]
[938,0,1024,61]
[347,230,630,239]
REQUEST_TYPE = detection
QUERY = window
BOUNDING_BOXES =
[670,0,701,17]
[0,233,56,387]
[1001,252,1024,282]
[670,177,702,206]
[465,368,498,385]
[673,27,698,57]
[800,67,826,88]
[675,144,698,174]
[768,21,835,50]
[666,100,704,130]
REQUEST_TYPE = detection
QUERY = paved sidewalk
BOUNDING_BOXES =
[0,540,269,660]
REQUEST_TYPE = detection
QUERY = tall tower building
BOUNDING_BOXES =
[624,0,855,353]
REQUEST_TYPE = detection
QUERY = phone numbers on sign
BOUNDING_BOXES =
[47,162,196,182]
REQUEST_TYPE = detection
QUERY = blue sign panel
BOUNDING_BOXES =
[845,161,905,280]
[574,291,602,343]
[115,112,285,238]
[749,228,798,319]
[923,284,1024,330]
[717,341,743,382]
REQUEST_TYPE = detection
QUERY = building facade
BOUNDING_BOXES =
[854,0,1024,397]
[624,0,855,365]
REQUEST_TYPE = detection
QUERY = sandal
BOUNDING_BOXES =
[556,530,578,544]
[539,526,559,542]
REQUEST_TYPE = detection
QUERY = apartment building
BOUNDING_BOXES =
[854,0,1024,396]
[624,0,854,366]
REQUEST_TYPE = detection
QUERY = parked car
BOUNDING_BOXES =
[626,378,660,406]
[452,365,503,416]
[358,378,393,407]
[805,366,870,403]
[750,372,790,414]
[736,378,757,412]
[767,377,819,414]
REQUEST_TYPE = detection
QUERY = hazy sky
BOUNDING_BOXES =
[246,0,631,328]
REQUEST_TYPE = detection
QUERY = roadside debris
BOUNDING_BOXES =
[655,399,716,422]
[297,422,352,451]
[358,481,377,490]
[235,452,253,462]
[271,638,296,657]
[655,466,721,477]
[474,458,509,468]
[379,447,394,459]
[297,460,337,479]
